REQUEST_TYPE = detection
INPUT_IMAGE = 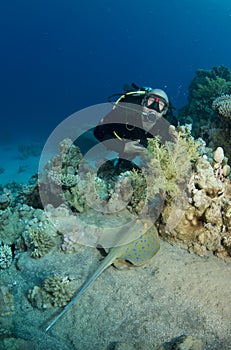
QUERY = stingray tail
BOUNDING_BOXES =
[45,250,117,332]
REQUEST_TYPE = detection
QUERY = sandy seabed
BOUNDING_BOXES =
[0,238,231,350]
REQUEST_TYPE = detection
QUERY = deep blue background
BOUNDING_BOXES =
[1,0,231,142]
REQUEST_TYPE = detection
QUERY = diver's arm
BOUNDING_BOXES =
[94,106,147,156]
[94,121,127,154]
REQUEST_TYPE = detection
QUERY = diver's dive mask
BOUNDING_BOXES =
[142,94,168,113]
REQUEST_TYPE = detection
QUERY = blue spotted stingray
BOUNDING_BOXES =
[45,219,160,332]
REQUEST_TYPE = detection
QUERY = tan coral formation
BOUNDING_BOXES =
[212,94,231,119]
[45,138,82,188]
[159,148,231,259]
[28,274,75,309]
[21,210,60,258]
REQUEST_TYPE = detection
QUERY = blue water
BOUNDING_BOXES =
[0,0,231,142]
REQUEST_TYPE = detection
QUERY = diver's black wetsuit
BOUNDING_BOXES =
[93,103,174,159]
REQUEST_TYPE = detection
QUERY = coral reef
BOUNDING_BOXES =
[158,146,231,259]
[28,274,74,309]
[0,285,14,315]
[0,188,11,210]
[39,131,231,260]
[63,183,87,212]
[124,169,146,214]
[43,138,146,214]
[177,65,231,159]
[22,219,57,258]
[212,94,231,120]
[146,125,199,200]
[213,146,230,180]
[0,285,15,337]
[41,138,84,211]
[0,116,231,348]
[44,138,82,188]
[179,66,231,125]
[0,207,26,245]
[0,176,43,247]
[0,243,13,269]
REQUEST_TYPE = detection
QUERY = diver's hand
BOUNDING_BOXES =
[124,140,144,153]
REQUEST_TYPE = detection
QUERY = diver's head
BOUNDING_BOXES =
[142,89,169,115]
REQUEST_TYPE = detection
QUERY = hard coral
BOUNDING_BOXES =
[0,243,13,269]
[177,65,231,159]
[28,275,74,309]
[23,225,56,258]
[43,275,74,307]
[158,147,231,260]
[41,138,85,211]
[45,138,82,188]
[212,94,231,120]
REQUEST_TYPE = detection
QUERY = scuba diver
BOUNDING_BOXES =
[74,83,177,177]
[93,86,176,172]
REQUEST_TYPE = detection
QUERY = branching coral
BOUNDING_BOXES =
[23,226,56,258]
[173,125,201,162]
[64,185,86,212]
[0,243,13,269]
[45,138,82,187]
[146,126,198,200]
[124,169,147,214]
[43,275,74,307]
[42,138,83,209]
[147,137,178,197]
[28,275,74,309]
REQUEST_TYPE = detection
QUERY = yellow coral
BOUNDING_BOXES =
[147,133,193,199]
